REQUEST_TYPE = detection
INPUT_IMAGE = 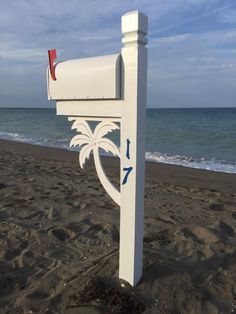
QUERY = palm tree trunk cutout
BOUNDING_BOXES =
[69,118,121,206]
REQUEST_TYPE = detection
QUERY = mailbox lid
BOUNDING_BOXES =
[47,53,121,100]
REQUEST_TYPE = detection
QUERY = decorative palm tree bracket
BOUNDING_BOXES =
[47,11,148,287]
[69,117,121,206]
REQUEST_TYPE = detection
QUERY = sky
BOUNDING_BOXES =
[0,0,235,108]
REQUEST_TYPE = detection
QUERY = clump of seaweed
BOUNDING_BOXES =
[68,277,146,314]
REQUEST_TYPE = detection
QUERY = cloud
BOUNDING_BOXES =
[219,6,236,24]
[0,0,236,107]
[151,33,191,46]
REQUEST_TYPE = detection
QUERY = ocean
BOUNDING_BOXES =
[0,108,236,173]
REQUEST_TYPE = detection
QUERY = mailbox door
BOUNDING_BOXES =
[47,54,121,100]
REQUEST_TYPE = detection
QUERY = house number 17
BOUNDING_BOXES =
[122,139,133,185]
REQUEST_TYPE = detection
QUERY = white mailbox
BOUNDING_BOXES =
[47,54,121,100]
[47,11,148,287]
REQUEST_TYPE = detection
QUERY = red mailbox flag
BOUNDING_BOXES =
[48,49,57,81]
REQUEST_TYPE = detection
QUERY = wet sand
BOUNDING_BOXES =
[0,139,236,313]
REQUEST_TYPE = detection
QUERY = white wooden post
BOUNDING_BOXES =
[47,10,148,287]
[119,11,148,286]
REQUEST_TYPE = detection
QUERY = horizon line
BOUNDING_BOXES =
[0,106,236,110]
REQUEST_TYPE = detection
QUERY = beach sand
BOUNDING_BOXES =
[0,139,236,313]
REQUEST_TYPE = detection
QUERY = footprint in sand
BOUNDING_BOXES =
[4,240,28,262]
[68,219,92,234]
[50,226,74,242]
[96,223,119,243]
[144,228,178,247]
[219,221,235,237]
[18,248,58,270]
[1,221,31,240]
[79,222,119,245]
[209,202,224,211]
[15,209,45,221]
[26,273,64,304]
[0,274,16,298]
[78,236,102,246]
[182,226,221,244]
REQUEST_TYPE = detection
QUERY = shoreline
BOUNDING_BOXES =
[1,133,236,174]
[1,138,236,194]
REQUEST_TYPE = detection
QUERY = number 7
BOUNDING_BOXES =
[122,167,133,185]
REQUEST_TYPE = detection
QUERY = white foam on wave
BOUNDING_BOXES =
[0,131,34,143]
[1,131,236,174]
[0,131,69,149]
[146,152,236,174]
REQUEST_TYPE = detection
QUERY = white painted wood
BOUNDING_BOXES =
[72,117,121,122]
[56,100,122,118]
[48,54,121,100]
[119,11,148,286]
[69,118,121,205]
[47,10,148,287]
[93,147,120,205]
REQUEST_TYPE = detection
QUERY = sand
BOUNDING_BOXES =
[0,139,236,313]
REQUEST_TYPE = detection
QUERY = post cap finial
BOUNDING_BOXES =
[122,11,148,35]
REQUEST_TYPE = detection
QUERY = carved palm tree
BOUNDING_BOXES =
[69,118,120,205]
